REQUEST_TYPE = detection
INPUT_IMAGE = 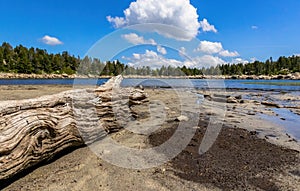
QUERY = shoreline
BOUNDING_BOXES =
[1,72,300,80]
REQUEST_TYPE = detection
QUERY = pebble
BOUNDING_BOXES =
[175,115,189,122]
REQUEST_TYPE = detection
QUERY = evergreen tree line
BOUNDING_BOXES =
[1,42,300,76]
[0,42,80,74]
[219,56,300,76]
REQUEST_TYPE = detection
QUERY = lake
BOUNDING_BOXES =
[1,78,300,91]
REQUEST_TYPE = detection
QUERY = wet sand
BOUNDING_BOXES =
[0,85,299,190]
[0,85,73,101]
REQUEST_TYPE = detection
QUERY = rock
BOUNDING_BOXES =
[62,73,69,78]
[203,94,212,100]
[247,111,256,115]
[175,115,189,122]
[261,101,281,108]
[240,100,250,104]
[227,97,239,103]
[288,138,297,142]
[138,85,144,90]
[292,72,300,80]
[213,94,228,98]
[212,97,227,103]
[206,110,218,116]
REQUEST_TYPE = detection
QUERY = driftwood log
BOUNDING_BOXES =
[0,75,148,180]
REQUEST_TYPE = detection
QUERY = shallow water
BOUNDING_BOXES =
[260,108,300,140]
[1,78,300,91]
[122,79,300,91]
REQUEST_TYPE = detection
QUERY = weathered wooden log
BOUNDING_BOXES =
[0,75,148,180]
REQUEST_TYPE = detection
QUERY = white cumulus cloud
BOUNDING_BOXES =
[231,58,249,64]
[184,55,226,68]
[107,0,216,41]
[196,41,223,54]
[219,50,239,57]
[196,40,239,57]
[122,33,156,45]
[124,50,182,68]
[107,16,127,28]
[199,19,217,33]
[41,35,63,46]
[157,45,167,55]
[124,49,226,69]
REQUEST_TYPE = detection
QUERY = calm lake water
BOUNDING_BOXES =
[1,78,300,91]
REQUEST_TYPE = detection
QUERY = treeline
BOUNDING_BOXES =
[219,56,300,76]
[0,42,80,74]
[78,55,300,76]
[1,42,300,76]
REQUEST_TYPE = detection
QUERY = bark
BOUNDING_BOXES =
[0,75,148,180]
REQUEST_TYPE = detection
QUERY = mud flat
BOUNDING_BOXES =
[0,86,299,191]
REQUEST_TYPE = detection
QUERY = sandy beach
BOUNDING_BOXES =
[0,85,299,191]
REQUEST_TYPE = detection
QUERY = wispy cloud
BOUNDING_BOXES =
[250,57,257,62]
[219,50,239,57]
[251,25,258,30]
[179,47,187,57]
[41,35,63,46]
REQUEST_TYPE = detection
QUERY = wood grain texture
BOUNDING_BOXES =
[0,75,148,179]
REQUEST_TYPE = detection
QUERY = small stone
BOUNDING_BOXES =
[139,85,144,90]
[247,111,256,115]
[175,115,189,122]
[227,97,238,103]
[240,100,250,104]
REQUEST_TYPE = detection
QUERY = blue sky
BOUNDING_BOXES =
[0,0,299,68]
